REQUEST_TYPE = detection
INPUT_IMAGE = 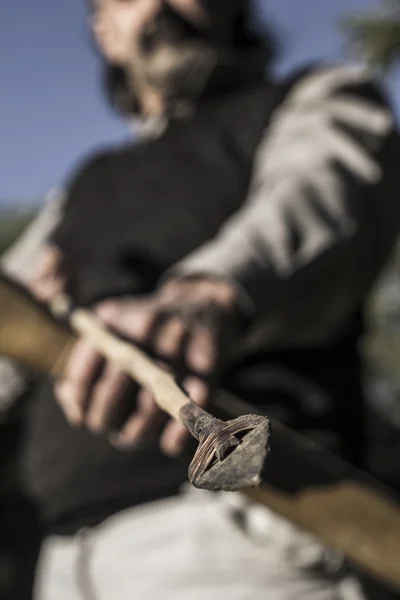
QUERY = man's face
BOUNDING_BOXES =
[91,0,242,98]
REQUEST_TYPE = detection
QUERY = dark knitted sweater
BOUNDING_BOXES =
[20,77,380,532]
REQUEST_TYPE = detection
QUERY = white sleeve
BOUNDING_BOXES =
[1,188,65,283]
[172,66,396,329]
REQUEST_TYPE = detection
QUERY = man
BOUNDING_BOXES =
[3,0,400,598]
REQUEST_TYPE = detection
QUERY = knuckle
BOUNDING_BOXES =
[130,311,154,339]
[118,429,137,445]
[86,416,104,434]
[96,300,119,323]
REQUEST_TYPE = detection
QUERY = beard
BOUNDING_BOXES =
[128,5,220,104]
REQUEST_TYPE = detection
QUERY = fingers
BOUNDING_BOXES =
[97,298,218,456]
[183,376,209,407]
[96,298,155,340]
[55,299,157,435]
[156,323,217,457]
[53,279,238,456]
[30,244,66,301]
[55,338,103,426]
[154,316,186,359]
[55,380,85,426]
[186,325,216,375]
[112,388,163,448]
[85,363,132,433]
[36,244,63,280]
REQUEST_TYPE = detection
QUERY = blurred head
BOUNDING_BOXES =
[89,0,275,116]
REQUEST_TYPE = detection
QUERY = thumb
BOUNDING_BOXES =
[96,297,156,342]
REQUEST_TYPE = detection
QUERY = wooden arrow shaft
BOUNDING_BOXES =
[213,391,400,592]
[0,274,399,590]
[70,308,190,423]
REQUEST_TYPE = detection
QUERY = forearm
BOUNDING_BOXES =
[2,190,64,284]
[172,66,396,332]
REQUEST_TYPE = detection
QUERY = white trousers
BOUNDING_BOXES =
[34,487,365,600]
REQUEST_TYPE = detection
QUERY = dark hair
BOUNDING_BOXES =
[102,3,278,116]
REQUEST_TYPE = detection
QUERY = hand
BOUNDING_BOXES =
[28,244,66,302]
[55,276,246,456]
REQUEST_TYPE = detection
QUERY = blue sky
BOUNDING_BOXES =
[0,0,389,201]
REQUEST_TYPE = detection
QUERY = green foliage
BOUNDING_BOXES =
[344,0,400,71]
[0,210,37,256]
